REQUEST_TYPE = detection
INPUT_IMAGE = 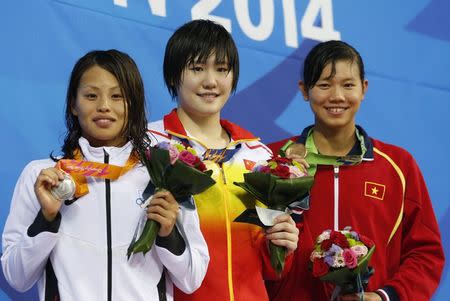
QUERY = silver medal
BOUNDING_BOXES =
[51,173,75,201]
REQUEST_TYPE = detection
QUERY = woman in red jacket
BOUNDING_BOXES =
[267,40,444,301]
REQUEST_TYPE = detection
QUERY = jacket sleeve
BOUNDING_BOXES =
[1,161,60,292]
[155,201,209,294]
[380,156,445,301]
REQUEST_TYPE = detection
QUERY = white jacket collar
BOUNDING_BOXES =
[78,137,134,165]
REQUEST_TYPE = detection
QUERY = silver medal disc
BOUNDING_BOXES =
[51,173,75,201]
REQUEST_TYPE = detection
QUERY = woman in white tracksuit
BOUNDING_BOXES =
[1,50,209,301]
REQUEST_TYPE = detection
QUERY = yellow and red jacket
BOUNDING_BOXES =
[148,110,293,301]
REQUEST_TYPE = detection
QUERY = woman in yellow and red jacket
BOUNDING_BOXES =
[148,20,300,301]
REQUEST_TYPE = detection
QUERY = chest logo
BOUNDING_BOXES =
[364,181,386,200]
[244,159,256,171]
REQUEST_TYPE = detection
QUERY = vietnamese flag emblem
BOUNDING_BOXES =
[364,181,386,200]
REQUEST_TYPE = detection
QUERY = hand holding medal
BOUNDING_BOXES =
[34,167,68,221]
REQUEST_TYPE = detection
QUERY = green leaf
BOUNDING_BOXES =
[269,241,286,276]
[242,172,274,204]
[270,176,314,207]
[145,148,171,188]
[164,161,216,200]
[233,181,268,205]
[234,209,266,227]
[127,219,160,259]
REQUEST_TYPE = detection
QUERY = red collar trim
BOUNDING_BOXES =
[163,109,257,141]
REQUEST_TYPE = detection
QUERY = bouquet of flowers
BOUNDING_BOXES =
[127,141,215,258]
[234,156,314,275]
[310,227,375,300]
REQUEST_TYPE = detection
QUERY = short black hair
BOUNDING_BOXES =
[62,49,148,158]
[163,19,239,98]
[303,40,365,91]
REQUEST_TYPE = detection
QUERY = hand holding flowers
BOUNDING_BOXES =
[127,141,215,258]
[234,155,314,275]
[265,213,299,256]
[146,190,179,237]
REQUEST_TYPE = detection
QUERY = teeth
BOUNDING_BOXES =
[327,107,345,113]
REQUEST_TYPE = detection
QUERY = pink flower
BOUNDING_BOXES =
[288,165,307,178]
[168,145,179,165]
[343,248,358,269]
[178,150,197,167]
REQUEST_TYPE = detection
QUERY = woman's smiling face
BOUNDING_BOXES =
[71,65,128,147]
[300,60,368,133]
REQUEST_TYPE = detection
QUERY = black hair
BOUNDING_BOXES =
[302,40,365,91]
[60,49,149,159]
[163,19,239,98]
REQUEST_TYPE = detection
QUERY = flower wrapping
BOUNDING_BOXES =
[127,141,215,258]
[310,227,375,299]
[234,156,314,275]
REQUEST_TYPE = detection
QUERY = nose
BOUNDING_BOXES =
[202,70,218,89]
[330,86,345,101]
[97,95,111,112]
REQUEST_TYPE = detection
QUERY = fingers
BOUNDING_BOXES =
[35,168,65,189]
[293,157,310,170]
[34,168,66,221]
[146,191,179,237]
[265,214,299,254]
[285,144,306,159]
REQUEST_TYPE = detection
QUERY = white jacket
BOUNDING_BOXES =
[1,137,209,301]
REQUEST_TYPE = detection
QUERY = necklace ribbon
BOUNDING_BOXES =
[55,149,139,198]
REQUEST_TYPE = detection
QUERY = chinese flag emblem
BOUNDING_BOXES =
[244,159,256,171]
[364,181,386,200]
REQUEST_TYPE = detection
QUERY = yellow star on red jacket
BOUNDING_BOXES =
[364,181,386,200]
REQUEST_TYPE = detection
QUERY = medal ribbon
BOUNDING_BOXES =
[280,127,367,177]
[55,149,139,198]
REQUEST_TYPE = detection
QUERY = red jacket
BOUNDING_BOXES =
[266,126,444,301]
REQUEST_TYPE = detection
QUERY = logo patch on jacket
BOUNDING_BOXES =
[364,181,386,200]
[244,159,256,171]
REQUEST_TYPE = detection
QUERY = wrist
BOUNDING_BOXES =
[42,209,58,222]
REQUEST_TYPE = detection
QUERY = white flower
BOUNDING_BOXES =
[310,250,323,261]
[333,251,346,268]
[317,230,331,244]
[351,245,368,258]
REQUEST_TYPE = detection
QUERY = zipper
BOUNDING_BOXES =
[220,165,227,184]
[217,163,233,300]
[333,166,339,231]
[104,150,112,301]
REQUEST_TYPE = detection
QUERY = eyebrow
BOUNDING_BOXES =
[319,76,357,81]
[79,85,121,90]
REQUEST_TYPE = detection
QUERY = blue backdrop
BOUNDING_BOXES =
[1,0,449,300]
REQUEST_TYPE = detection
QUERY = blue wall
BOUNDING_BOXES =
[1,0,449,299]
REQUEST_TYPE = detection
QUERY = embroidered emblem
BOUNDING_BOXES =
[244,159,256,171]
[364,181,386,200]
